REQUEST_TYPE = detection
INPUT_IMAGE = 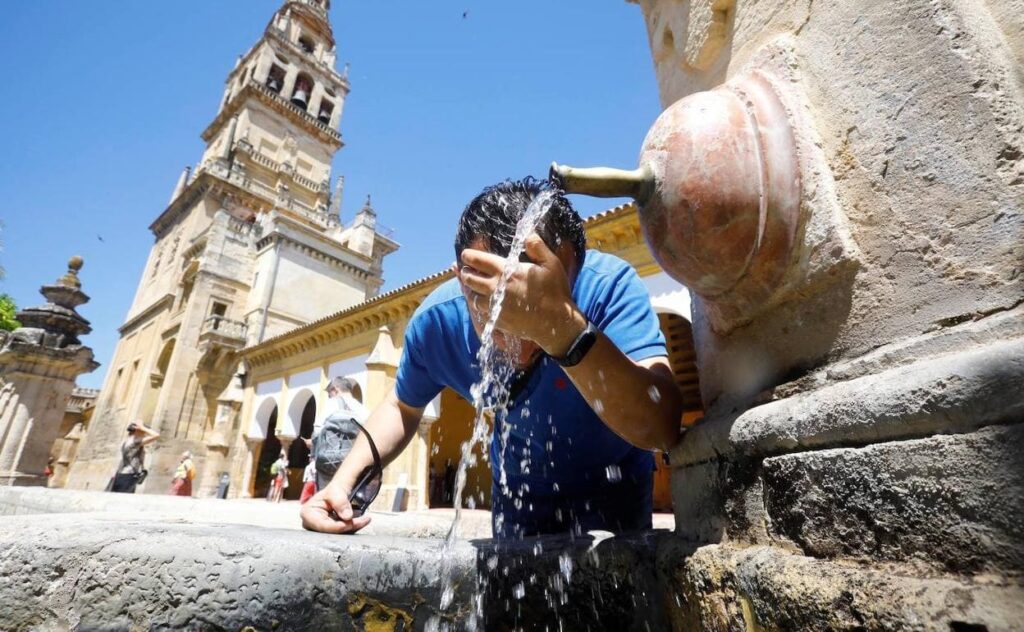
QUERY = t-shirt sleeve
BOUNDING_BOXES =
[395,309,446,408]
[590,263,668,362]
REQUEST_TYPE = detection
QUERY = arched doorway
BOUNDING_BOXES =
[427,389,491,509]
[653,311,703,511]
[284,396,316,500]
[254,405,280,500]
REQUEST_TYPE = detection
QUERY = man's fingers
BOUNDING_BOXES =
[460,270,497,297]
[302,507,349,533]
[524,234,559,268]
[461,248,505,276]
[323,488,355,521]
[301,504,371,534]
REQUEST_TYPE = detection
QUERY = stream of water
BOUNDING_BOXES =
[436,188,560,623]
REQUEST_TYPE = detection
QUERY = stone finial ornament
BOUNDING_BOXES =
[58,256,84,290]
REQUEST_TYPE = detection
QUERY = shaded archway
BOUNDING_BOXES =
[284,396,316,500]
[653,311,703,511]
[139,338,175,424]
[253,405,280,500]
[427,389,491,509]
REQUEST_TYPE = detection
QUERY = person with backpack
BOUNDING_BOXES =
[269,450,289,503]
[169,450,196,496]
[310,377,368,494]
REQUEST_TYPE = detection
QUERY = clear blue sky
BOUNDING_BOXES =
[0,1,661,389]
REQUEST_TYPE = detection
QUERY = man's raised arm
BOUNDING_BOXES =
[300,389,424,534]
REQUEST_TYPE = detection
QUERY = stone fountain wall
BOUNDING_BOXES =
[631,0,1023,628]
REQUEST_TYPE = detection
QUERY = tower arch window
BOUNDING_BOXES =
[291,73,313,111]
[266,65,286,94]
[298,35,315,55]
[317,99,334,125]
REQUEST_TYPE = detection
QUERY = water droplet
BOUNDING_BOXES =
[440,585,454,609]
[487,555,499,571]
[552,482,560,493]
[467,496,476,509]
[605,464,622,483]
[513,582,526,600]
[559,552,574,583]
[594,399,604,414]
[648,385,662,403]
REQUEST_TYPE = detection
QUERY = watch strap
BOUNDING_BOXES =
[555,321,598,368]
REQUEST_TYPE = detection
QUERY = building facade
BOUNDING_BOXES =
[67,0,398,495]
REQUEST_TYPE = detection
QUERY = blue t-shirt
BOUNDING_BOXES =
[396,251,666,536]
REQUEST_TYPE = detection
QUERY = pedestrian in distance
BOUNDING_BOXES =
[169,450,195,497]
[109,422,159,494]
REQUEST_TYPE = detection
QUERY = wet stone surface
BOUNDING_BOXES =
[762,423,1024,574]
[0,515,674,631]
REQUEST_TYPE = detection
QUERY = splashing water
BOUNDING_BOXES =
[438,188,560,614]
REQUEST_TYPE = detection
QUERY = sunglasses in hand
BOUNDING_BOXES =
[329,418,383,522]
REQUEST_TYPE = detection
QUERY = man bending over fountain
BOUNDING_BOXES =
[302,178,683,538]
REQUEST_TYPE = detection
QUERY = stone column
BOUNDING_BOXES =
[281,67,299,101]
[365,325,402,509]
[411,417,436,511]
[198,370,243,497]
[51,422,85,488]
[253,49,272,84]
[239,436,264,499]
[307,83,325,122]
[0,257,98,486]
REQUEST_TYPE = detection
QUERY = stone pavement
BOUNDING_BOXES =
[0,487,674,538]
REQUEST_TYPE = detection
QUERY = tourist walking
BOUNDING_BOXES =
[169,451,196,497]
[300,460,316,504]
[109,422,159,493]
[269,449,288,503]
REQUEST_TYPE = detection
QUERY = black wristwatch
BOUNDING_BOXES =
[555,321,599,367]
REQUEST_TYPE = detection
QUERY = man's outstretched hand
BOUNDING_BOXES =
[300,483,371,534]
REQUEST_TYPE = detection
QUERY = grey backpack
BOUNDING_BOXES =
[312,410,361,490]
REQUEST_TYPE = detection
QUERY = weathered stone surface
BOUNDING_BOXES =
[763,423,1024,574]
[663,543,1024,632]
[0,516,477,631]
[671,458,767,545]
[0,516,675,631]
[0,486,496,539]
[637,0,1024,409]
[673,336,1024,467]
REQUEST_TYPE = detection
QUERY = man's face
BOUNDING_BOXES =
[458,236,579,370]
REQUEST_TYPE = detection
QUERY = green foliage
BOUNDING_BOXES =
[0,294,19,332]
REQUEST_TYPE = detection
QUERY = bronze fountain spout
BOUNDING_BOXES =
[551,69,803,329]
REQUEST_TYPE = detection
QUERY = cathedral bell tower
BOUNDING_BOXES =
[67,0,398,495]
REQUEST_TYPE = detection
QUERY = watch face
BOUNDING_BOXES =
[558,322,597,368]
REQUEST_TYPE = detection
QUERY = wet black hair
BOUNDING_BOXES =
[454,177,586,272]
